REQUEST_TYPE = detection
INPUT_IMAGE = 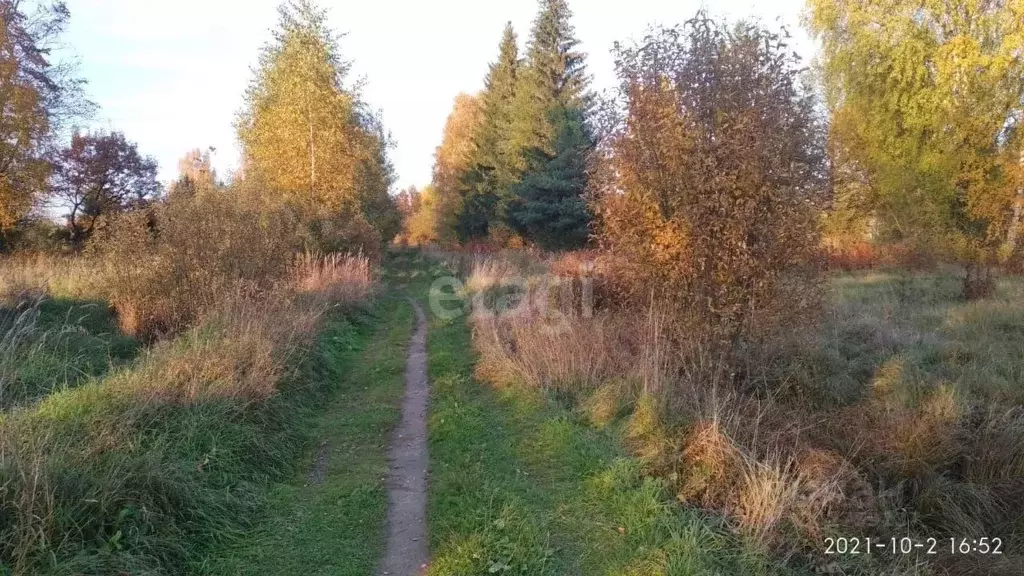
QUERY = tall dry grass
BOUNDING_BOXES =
[0,250,374,573]
[0,254,102,303]
[460,251,1024,572]
[1,180,378,573]
[292,251,374,305]
[90,191,299,339]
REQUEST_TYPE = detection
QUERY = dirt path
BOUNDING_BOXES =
[379,298,430,575]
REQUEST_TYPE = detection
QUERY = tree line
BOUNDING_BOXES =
[0,0,401,256]
[400,0,593,251]
[401,0,1024,299]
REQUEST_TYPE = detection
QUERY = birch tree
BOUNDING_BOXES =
[236,0,397,247]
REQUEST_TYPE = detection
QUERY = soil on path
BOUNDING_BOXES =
[378,298,430,575]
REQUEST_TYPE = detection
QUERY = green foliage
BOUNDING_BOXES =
[236,0,399,249]
[808,0,1024,264]
[508,0,590,162]
[456,23,522,241]
[454,167,497,242]
[0,218,70,253]
[503,0,593,248]
[442,1,594,249]
[508,107,592,250]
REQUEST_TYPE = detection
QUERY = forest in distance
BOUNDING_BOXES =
[2,0,1024,575]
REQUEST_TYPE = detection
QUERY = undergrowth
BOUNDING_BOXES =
[0,296,138,409]
[425,255,801,575]
[452,251,1024,575]
[0,305,370,574]
[0,250,375,574]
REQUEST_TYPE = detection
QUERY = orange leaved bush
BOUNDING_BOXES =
[591,16,829,368]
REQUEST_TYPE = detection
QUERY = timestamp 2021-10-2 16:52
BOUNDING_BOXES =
[823,537,1004,556]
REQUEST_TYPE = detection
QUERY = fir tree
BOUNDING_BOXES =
[506,0,593,248]
[508,0,589,160]
[509,107,592,250]
[455,22,521,241]
[477,22,521,193]
[455,166,497,242]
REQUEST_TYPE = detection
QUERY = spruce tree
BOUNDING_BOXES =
[455,22,521,241]
[477,22,521,194]
[507,0,593,248]
[509,107,591,250]
[454,167,497,242]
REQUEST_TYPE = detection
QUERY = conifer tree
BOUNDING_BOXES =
[506,0,593,248]
[476,23,521,212]
[508,0,589,157]
[509,107,591,250]
[454,23,521,242]
[454,166,496,242]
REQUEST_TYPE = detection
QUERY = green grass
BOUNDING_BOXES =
[811,271,1024,406]
[1,297,138,409]
[200,299,412,576]
[0,305,382,575]
[424,267,798,576]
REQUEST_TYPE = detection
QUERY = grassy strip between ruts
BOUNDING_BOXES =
[200,297,412,576]
[424,275,808,576]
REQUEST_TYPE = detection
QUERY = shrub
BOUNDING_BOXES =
[91,190,298,338]
[456,251,1024,569]
[592,16,829,367]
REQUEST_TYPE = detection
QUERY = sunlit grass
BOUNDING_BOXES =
[425,262,795,575]
[452,250,1024,572]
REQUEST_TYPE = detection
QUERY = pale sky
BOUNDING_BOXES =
[60,0,814,190]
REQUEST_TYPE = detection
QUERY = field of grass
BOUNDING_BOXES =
[1,296,138,409]
[4,244,1020,575]
[424,256,800,576]
[0,252,376,575]
[200,299,412,575]
[817,271,1024,406]
[447,251,1024,575]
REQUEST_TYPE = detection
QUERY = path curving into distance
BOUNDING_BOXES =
[379,298,430,575]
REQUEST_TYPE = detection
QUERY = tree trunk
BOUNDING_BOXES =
[1004,150,1024,254]
[962,262,996,300]
[307,96,316,195]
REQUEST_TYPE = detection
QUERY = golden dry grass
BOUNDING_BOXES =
[0,253,103,303]
[0,249,375,573]
[458,251,1024,571]
[293,252,375,306]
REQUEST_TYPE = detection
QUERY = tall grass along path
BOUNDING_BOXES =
[379,298,430,575]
